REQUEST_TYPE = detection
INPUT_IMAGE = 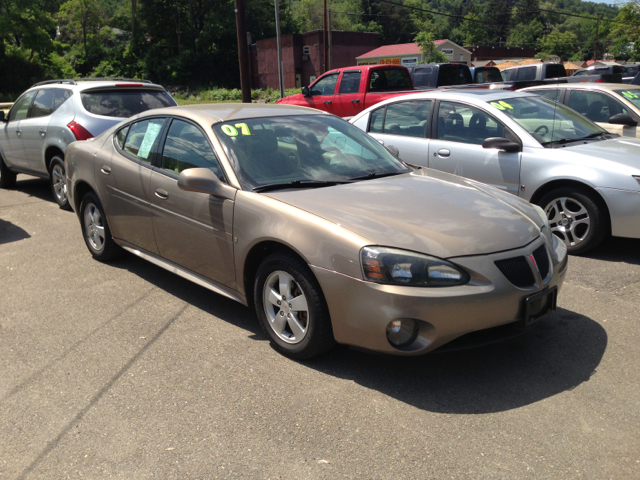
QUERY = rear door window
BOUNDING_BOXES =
[30,89,56,118]
[545,64,566,78]
[517,66,537,82]
[80,89,176,118]
[160,119,224,178]
[338,72,361,94]
[122,118,166,163]
[374,100,432,137]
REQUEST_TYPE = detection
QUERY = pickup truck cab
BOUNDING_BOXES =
[276,65,414,118]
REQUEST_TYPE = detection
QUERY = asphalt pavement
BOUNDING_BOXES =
[1,176,639,479]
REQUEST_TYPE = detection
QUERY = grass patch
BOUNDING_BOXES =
[172,87,302,105]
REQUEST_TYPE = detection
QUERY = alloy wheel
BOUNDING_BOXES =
[52,164,66,203]
[262,270,309,344]
[84,203,106,251]
[545,196,591,248]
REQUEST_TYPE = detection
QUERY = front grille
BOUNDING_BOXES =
[532,245,550,279]
[495,256,535,288]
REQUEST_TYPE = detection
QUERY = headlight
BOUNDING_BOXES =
[361,247,470,287]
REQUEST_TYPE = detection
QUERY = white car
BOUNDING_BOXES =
[349,90,640,254]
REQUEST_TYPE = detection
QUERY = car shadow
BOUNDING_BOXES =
[303,308,606,414]
[584,236,640,265]
[105,252,606,414]
[13,176,54,203]
[0,218,31,244]
[108,252,261,336]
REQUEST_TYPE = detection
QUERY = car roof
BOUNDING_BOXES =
[28,79,167,91]
[523,83,640,92]
[383,89,537,103]
[136,103,332,123]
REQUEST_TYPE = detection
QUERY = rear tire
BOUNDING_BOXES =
[0,155,17,189]
[254,251,335,359]
[79,192,122,262]
[49,156,71,210]
[538,186,609,255]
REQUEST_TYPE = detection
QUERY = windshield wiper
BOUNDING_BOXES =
[253,179,352,193]
[348,171,406,181]
[542,131,609,147]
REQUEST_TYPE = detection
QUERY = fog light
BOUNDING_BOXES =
[386,319,419,348]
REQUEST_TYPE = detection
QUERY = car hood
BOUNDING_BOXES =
[276,93,304,105]
[265,169,542,258]
[566,137,640,169]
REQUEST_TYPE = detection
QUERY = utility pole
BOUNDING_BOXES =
[323,0,327,73]
[234,0,252,103]
[274,0,284,98]
[328,9,332,71]
[594,14,600,61]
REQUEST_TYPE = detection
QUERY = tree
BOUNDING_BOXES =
[539,30,578,61]
[459,13,486,46]
[483,0,511,44]
[414,32,448,63]
[506,19,544,48]
[57,0,104,58]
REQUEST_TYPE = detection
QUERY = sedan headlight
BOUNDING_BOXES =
[361,247,470,287]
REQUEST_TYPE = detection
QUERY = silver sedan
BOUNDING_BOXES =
[350,90,640,254]
[65,104,566,358]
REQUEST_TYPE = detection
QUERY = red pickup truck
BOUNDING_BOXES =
[276,65,415,118]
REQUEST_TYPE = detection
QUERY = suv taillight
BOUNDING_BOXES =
[68,121,93,141]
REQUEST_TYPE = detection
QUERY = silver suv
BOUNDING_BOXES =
[0,78,177,209]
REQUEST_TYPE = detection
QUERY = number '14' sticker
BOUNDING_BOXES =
[221,123,251,136]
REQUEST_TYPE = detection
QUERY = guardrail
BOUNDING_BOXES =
[0,102,13,113]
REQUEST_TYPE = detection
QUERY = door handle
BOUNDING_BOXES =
[39,129,46,137]
[324,100,332,105]
[351,99,360,104]
[155,188,169,200]
[100,165,111,175]
[437,149,451,157]
[15,130,21,136]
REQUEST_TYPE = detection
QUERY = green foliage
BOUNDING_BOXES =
[539,30,578,61]
[414,32,448,63]
[458,14,486,47]
[507,20,544,48]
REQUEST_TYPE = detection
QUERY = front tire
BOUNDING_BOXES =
[0,155,17,189]
[538,186,609,255]
[79,192,122,262]
[254,251,335,359]
[49,156,70,210]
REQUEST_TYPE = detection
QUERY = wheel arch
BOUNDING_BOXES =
[44,146,65,173]
[242,240,318,309]
[73,180,97,216]
[529,179,612,230]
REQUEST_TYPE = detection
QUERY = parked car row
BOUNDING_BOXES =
[3,74,639,362]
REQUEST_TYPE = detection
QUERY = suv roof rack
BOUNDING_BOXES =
[32,78,153,88]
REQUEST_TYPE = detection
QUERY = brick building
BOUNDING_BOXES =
[250,30,380,90]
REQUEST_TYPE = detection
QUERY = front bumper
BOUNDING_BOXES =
[312,236,567,355]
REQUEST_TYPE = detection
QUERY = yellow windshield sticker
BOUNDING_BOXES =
[621,91,640,100]
[490,101,514,111]
[221,123,252,136]
[221,125,239,136]
[235,123,251,135]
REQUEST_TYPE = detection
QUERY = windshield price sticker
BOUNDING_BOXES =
[621,91,640,100]
[490,101,514,111]
[222,123,251,136]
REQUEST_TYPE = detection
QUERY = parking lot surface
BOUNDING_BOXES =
[1,176,639,479]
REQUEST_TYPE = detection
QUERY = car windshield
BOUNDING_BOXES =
[615,88,640,109]
[488,95,607,147]
[213,115,409,190]
[80,89,176,117]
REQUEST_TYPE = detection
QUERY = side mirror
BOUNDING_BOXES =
[0,111,5,122]
[301,86,310,97]
[385,145,400,157]
[177,168,236,200]
[609,113,638,127]
[482,137,521,152]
